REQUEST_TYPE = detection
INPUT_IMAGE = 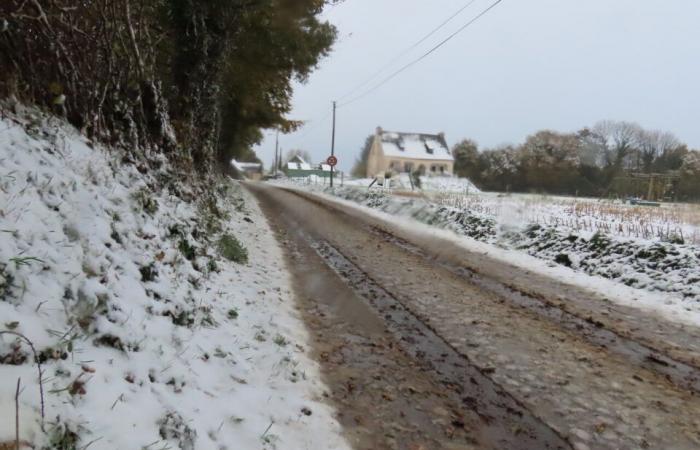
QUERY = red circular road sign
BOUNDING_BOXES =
[326,155,338,167]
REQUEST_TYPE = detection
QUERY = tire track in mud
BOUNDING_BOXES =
[250,184,700,449]
[311,239,571,450]
[367,225,700,394]
[251,183,571,450]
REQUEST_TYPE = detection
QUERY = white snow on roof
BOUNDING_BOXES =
[290,155,310,165]
[287,155,312,170]
[287,162,312,170]
[230,159,261,171]
[380,132,453,162]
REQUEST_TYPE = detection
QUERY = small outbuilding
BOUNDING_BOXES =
[286,155,335,179]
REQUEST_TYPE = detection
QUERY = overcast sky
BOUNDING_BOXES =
[254,0,700,171]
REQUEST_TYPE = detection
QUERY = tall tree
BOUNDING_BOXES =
[635,129,682,173]
[216,0,336,172]
[452,139,480,183]
[165,0,246,169]
[1,0,338,176]
[592,120,641,170]
[351,135,375,178]
[519,131,581,193]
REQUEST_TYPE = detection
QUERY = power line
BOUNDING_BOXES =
[339,0,504,108]
[287,110,333,143]
[337,0,480,102]
[287,0,480,141]
[278,0,503,153]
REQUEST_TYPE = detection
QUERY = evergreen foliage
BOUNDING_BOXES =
[0,0,340,175]
[351,134,375,177]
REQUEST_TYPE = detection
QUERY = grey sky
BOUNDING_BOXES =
[254,0,700,172]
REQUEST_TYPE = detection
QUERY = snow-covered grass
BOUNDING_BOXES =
[430,192,700,244]
[344,174,480,194]
[419,176,481,194]
[279,182,700,302]
[0,112,349,449]
[340,176,700,243]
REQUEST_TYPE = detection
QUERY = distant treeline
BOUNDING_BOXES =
[1,0,339,176]
[453,121,700,201]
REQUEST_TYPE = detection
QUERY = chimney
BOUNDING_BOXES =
[376,126,383,136]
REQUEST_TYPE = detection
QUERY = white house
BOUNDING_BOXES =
[366,127,454,178]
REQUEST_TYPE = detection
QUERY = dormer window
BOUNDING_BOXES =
[424,142,434,154]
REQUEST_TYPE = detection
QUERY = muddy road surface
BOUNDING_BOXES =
[249,183,700,450]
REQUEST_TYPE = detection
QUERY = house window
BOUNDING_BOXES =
[404,162,414,173]
[425,143,434,155]
[440,166,445,174]
[430,165,437,173]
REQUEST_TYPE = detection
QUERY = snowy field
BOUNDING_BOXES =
[0,112,349,449]
[430,191,700,245]
[292,177,700,245]
[279,178,700,305]
[344,174,480,194]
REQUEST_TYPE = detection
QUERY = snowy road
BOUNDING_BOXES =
[249,183,700,450]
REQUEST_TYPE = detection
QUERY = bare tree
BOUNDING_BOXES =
[635,129,681,172]
[592,120,642,169]
[577,128,608,167]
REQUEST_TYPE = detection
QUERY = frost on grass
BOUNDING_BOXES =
[0,110,349,449]
[217,233,248,264]
[158,412,196,450]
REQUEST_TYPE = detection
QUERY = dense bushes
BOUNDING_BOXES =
[0,0,338,175]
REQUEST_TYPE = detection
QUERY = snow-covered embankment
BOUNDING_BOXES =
[0,111,349,449]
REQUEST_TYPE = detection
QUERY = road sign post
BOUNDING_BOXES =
[330,101,336,187]
[327,155,338,186]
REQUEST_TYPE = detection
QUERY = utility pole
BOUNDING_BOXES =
[274,130,279,176]
[330,100,337,187]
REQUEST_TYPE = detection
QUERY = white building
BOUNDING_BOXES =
[366,127,454,178]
